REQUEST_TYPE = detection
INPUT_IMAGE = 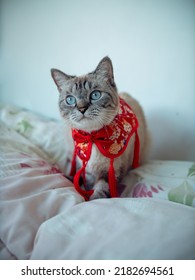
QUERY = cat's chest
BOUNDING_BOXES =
[77,145,109,174]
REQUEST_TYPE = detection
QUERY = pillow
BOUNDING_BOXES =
[0,105,73,174]
[122,160,195,207]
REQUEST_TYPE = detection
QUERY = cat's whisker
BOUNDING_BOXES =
[94,116,110,138]
[61,117,71,127]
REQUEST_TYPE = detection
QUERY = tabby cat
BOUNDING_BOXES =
[51,56,148,200]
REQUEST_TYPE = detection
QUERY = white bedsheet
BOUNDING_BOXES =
[0,105,195,260]
[32,199,195,260]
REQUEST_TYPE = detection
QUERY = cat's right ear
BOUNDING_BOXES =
[51,69,74,92]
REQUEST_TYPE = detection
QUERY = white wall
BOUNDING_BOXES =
[1,0,195,161]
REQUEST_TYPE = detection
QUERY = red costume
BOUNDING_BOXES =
[70,98,140,200]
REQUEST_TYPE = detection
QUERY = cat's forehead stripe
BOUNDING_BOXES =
[78,81,82,90]
[71,79,92,93]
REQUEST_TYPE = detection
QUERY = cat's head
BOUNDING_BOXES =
[51,56,119,132]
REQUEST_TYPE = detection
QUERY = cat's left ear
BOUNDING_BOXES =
[94,56,115,87]
[51,68,75,93]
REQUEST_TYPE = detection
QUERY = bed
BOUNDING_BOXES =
[0,105,195,260]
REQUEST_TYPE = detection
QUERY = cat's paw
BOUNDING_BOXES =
[90,189,109,200]
[89,179,110,200]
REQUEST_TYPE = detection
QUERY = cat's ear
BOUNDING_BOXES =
[51,69,74,92]
[94,56,115,86]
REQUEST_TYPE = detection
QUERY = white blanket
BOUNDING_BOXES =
[0,106,195,259]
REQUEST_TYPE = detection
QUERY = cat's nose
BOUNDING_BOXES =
[78,106,88,114]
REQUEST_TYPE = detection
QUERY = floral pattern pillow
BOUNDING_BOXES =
[121,161,195,207]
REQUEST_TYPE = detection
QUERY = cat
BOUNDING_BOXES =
[51,56,149,200]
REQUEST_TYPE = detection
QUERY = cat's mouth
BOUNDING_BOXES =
[79,115,93,124]
[73,114,91,125]
[78,114,87,121]
[78,112,94,121]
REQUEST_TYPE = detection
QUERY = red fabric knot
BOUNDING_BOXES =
[70,97,140,200]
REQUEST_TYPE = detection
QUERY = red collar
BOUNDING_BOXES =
[70,97,140,200]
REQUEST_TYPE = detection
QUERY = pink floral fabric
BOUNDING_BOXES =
[132,183,164,198]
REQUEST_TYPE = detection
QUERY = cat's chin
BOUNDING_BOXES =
[71,118,104,133]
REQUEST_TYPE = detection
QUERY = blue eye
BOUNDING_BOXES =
[90,91,101,101]
[66,95,76,105]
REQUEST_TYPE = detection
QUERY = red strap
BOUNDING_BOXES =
[108,158,118,198]
[73,162,94,201]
